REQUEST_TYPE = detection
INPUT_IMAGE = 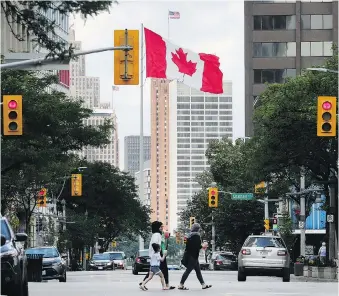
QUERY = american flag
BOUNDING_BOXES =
[169,11,180,19]
[112,86,119,91]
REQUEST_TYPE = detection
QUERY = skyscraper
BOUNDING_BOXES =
[168,81,233,230]
[124,136,151,175]
[150,79,171,229]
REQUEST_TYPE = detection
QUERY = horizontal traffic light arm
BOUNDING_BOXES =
[0,46,133,70]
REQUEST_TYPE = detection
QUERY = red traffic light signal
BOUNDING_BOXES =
[273,218,277,224]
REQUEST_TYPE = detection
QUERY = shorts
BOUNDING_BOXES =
[150,266,161,275]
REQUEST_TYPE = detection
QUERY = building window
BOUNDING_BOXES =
[301,15,333,30]
[253,42,296,57]
[253,69,296,84]
[253,15,296,30]
[301,42,333,56]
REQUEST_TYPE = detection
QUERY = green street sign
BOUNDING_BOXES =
[231,193,254,200]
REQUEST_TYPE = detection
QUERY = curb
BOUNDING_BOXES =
[292,276,338,283]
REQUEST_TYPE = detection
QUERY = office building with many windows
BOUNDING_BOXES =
[168,81,233,231]
[124,136,151,175]
[244,0,338,136]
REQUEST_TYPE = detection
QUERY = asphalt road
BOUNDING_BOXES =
[27,270,338,296]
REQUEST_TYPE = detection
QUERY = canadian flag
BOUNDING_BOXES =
[144,28,223,94]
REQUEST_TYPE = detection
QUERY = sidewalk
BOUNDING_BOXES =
[291,274,338,282]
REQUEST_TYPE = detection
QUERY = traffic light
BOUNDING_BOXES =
[208,187,218,208]
[183,236,187,244]
[255,181,266,194]
[189,217,196,228]
[112,241,117,248]
[2,95,23,136]
[114,29,139,85]
[71,174,82,196]
[37,188,47,207]
[264,219,269,230]
[317,96,336,137]
[272,216,278,230]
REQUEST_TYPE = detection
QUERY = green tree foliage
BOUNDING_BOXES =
[60,161,151,251]
[1,1,115,58]
[278,211,296,252]
[180,139,265,252]
[251,50,338,185]
[1,70,112,232]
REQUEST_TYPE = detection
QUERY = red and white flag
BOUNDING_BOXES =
[144,28,223,94]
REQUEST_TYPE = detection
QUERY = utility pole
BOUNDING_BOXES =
[211,211,215,253]
[328,174,336,261]
[300,167,306,257]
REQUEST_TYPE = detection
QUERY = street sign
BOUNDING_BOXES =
[298,221,305,229]
[327,214,334,223]
[231,193,254,200]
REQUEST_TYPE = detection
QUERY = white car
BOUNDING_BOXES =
[104,251,127,270]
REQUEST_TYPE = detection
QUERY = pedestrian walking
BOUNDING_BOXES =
[139,243,168,290]
[178,223,212,290]
[139,221,175,290]
[318,242,326,265]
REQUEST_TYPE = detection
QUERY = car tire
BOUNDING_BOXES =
[237,269,246,282]
[282,268,290,282]
[59,271,67,282]
[132,268,138,275]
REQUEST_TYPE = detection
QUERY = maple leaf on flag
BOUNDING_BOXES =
[171,48,197,76]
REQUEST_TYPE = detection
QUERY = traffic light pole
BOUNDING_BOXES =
[211,211,216,253]
[0,46,132,70]
[138,23,145,251]
[299,168,306,257]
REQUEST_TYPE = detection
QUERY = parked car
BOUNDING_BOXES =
[0,215,28,296]
[168,264,181,270]
[132,249,150,275]
[237,233,290,282]
[211,252,237,270]
[104,251,127,270]
[88,253,114,270]
[25,246,67,282]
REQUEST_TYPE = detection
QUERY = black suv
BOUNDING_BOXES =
[0,216,28,296]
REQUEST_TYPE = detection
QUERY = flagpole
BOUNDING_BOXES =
[168,10,170,39]
[138,22,145,251]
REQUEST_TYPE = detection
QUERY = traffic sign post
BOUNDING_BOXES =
[231,193,254,201]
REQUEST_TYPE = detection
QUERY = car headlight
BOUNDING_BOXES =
[107,262,112,265]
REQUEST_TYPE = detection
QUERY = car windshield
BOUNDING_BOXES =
[1,220,11,240]
[139,250,149,257]
[108,253,123,260]
[26,248,59,258]
[244,237,285,248]
[93,254,110,260]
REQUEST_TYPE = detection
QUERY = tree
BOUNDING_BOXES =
[278,211,296,252]
[251,50,338,186]
[1,1,116,58]
[1,70,112,236]
[179,139,267,252]
[60,161,151,251]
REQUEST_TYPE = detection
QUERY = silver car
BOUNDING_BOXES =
[237,233,290,282]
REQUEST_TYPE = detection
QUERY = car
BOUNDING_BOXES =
[211,252,237,270]
[88,253,114,270]
[25,246,67,282]
[167,264,181,270]
[132,249,150,275]
[104,251,127,270]
[0,216,28,296]
[237,233,290,282]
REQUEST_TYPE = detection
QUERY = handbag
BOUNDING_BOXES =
[181,251,189,267]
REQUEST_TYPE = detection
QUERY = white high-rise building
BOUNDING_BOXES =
[135,160,151,207]
[168,81,233,230]
[79,109,119,167]
[69,30,100,109]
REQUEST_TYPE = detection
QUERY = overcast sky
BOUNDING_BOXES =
[72,0,245,170]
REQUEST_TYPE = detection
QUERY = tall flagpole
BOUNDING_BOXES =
[168,10,170,39]
[139,23,145,250]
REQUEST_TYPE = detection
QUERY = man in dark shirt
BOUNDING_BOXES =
[178,223,212,290]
